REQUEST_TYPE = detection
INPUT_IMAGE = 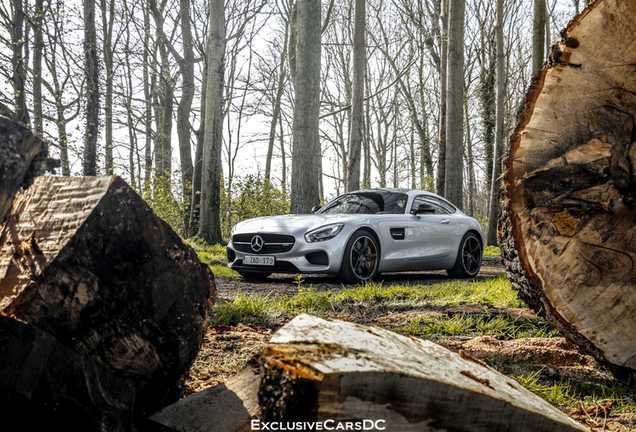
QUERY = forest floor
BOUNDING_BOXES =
[184,256,636,432]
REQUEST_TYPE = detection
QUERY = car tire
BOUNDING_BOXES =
[237,271,272,280]
[447,232,482,279]
[337,230,380,284]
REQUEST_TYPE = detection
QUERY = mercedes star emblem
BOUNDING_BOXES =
[251,235,264,252]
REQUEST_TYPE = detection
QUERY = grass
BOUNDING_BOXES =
[188,238,240,277]
[209,275,526,328]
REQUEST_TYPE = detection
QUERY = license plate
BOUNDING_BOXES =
[243,255,275,266]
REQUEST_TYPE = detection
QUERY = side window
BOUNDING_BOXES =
[411,196,447,215]
[429,196,456,214]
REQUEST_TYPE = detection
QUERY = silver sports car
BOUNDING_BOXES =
[227,189,484,283]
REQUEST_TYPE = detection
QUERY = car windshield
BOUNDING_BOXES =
[317,191,408,215]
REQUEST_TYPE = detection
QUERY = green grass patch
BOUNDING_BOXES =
[188,239,240,277]
[208,275,527,328]
[514,371,636,413]
[394,312,559,340]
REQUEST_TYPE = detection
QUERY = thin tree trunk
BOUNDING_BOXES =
[100,0,114,175]
[345,0,365,192]
[486,0,505,246]
[436,0,449,196]
[444,0,464,208]
[532,0,546,75]
[464,98,475,216]
[83,0,100,176]
[32,0,45,135]
[197,0,225,243]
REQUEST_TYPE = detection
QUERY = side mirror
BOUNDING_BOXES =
[311,205,322,213]
[411,203,435,215]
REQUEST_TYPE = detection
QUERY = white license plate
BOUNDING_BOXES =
[243,255,275,266]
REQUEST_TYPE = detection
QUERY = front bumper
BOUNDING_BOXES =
[227,233,345,275]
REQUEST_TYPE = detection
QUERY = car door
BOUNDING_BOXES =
[404,195,457,266]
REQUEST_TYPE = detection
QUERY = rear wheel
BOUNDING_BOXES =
[447,232,482,278]
[337,230,379,284]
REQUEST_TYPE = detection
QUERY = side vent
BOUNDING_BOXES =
[390,228,405,240]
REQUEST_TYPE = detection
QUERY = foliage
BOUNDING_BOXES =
[483,246,501,257]
[145,173,188,236]
[221,175,290,240]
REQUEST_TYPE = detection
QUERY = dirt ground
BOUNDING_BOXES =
[185,257,636,431]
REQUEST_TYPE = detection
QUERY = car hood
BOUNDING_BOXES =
[232,213,366,235]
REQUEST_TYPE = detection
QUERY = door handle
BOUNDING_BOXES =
[441,219,450,225]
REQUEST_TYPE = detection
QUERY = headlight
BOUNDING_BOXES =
[304,223,344,243]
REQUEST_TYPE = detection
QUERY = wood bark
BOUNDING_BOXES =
[0,175,216,413]
[258,315,587,431]
[500,0,636,370]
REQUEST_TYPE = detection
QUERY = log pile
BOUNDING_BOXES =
[499,0,636,370]
[0,117,216,429]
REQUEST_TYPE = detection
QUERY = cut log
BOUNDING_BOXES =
[0,175,216,413]
[499,0,636,370]
[0,314,135,430]
[258,314,587,431]
[148,360,260,432]
[0,116,58,222]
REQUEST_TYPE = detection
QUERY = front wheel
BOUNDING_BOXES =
[447,232,482,278]
[337,230,380,284]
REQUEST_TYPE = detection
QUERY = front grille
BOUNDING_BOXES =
[232,233,295,254]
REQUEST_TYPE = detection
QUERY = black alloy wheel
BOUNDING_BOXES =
[447,232,482,278]
[338,230,379,284]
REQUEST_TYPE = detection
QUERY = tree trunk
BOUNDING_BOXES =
[100,0,115,175]
[436,0,448,196]
[83,0,100,176]
[444,0,464,208]
[486,0,505,246]
[10,0,30,127]
[345,0,365,193]
[500,0,636,370]
[0,175,216,413]
[198,0,225,243]
[532,0,546,76]
[257,315,587,431]
[290,0,321,213]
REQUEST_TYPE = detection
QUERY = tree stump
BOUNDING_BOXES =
[257,314,587,431]
[0,175,216,414]
[0,116,58,223]
[500,0,636,369]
